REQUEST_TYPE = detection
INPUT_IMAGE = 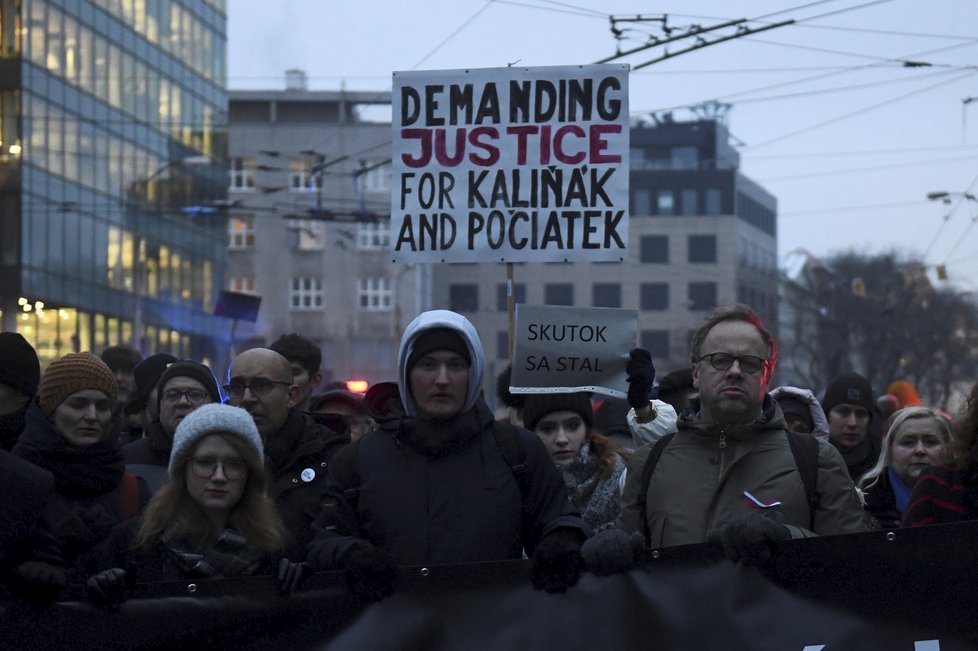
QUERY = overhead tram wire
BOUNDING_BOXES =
[922,170,978,260]
[411,0,497,70]
[932,175,978,262]
[742,69,977,151]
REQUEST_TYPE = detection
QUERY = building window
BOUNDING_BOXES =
[358,277,391,311]
[359,160,392,192]
[631,188,651,216]
[290,277,323,310]
[592,283,621,308]
[449,284,479,312]
[229,157,255,191]
[289,219,324,251]
[496,282,526,311]
[640,235,669,263]
[641,330,670,358]
[357,221,390,250]
[671,146,698,170]
[545,283,574,306]
[688,235,717,263]
[705,188,722,215]
[656,190,674,215]
[290,159,323,192]
[496,331,509,360]
[640,283,669,311]
[681,189,698,216]
[228,216,254,249]
[229,276,255,294]
[688,282,718,311]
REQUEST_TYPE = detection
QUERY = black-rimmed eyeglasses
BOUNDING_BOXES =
[188,456,248,480]
[694,352,768,375]
[223,378,291,399]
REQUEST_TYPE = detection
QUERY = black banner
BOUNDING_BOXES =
[4,523,976,650]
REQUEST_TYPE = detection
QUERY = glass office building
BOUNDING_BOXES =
[0,0,228,366]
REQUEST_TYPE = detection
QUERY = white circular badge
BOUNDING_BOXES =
[300,468,316,483]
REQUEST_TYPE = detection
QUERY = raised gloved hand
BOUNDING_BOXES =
[85,567,130,608]
[626,348,656,410]
[277,558,314,596]
[530,529,585,594]
[340,544,397,603]
[580,528,646,576]
[10,561,67,602]
[706,513,790,565]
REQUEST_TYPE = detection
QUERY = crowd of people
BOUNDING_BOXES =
[2,303,977,611]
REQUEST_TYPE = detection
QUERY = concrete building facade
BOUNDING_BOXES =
[227,86,428,386]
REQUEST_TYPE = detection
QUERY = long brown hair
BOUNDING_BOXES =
[953,381,978,472]
[135,433,286,554]
[587,430,629,480]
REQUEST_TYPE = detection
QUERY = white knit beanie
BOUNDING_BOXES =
[168,403,264,476]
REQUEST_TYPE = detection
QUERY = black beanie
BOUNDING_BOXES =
[592,397,630,437]
[134,353,178,405]
[821,372,874,414]
[0,332,40,398]
[521,392,593,432]
[408,328,470,370]
[156,361,222,410]
[657,368,693,398]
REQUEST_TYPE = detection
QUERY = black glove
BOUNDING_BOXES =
[85,567,130,609]
[277,558,314,596]
[531,529,585,594]
[580,529,646,576]
[10,561,67,602]
[340,544,397,603]
[706,513,790,566]
[626,348,656,410]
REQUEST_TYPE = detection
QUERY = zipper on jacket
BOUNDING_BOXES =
[718,429,727,449]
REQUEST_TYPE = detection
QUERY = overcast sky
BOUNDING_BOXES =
[227,0,978,292]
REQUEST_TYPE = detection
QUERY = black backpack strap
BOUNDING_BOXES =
[491,423,529,501]
[785,430,820,531]
[638,432,676,546]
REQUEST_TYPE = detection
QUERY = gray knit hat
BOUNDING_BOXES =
[168,403,263,476]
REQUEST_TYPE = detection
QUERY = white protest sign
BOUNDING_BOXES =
[391,64,630,263]
[511,304,637,398]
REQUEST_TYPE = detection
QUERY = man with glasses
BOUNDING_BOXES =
[124,360,221,493]
[583,304,865,573]
[226,348,349,559]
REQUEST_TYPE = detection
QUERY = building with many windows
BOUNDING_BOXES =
[227,82,428,386]
[0,0,228,366]
[432,115,779,397]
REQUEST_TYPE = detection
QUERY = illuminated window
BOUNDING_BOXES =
[229,276,255,294]
[228,216,254,249]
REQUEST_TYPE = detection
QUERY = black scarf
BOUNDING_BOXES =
[14,403,125,496]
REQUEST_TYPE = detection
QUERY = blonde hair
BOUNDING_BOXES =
[857,406,952,490]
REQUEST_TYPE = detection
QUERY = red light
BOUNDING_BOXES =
[346,379,369,394]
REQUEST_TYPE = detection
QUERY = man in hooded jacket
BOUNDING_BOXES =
[306,309,589,599]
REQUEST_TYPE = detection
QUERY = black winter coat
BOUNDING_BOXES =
[307,397,587,569]
[265,409,349,559]
[0,450,62,597]
[13,403,150,576]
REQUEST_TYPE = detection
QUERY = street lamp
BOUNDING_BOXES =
[128,155,215,353]
[926,191,978,203]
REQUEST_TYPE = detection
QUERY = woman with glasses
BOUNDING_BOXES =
[14,353,151,579]
[857,406,952,529]
[124,360,222,494]
[86,403,305,604]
